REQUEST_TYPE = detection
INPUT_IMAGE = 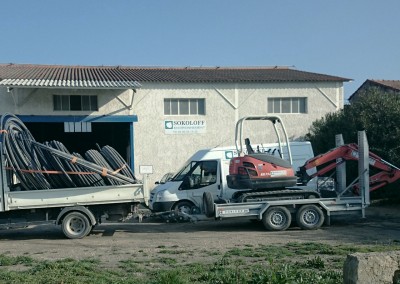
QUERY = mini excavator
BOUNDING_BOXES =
[226,116,400,201]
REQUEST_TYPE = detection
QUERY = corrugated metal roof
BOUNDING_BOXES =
[0,63,351,89]
[0,64,142,89]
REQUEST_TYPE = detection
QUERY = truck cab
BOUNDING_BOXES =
[149,142,315,214]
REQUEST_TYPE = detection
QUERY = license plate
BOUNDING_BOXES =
[219,209,249,215]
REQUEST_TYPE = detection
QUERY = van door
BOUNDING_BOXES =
[179,160,220,206]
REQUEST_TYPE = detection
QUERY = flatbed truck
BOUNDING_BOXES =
[0,115,149,239]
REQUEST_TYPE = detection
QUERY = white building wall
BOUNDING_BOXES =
[0,87,133,115]
[0,80,344,185]
[133,81,343,183]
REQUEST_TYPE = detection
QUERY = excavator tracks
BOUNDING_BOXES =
[233,189,320,203]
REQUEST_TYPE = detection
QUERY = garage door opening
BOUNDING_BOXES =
[25,122,131,164]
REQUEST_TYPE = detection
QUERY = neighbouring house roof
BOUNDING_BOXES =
[367,79,400,91]
[349,79,400,101]
[0,63,350,89]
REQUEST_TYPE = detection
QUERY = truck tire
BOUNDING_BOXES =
[262,206,291,231]
[62,212,92,239]
[203,192,215,218]
[296,204,325,230]
[174,201,195,215]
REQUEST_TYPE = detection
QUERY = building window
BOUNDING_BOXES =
[53,95,98,111]
[268,98,307,114]
[164,99,205,115]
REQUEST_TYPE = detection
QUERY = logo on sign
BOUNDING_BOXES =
[225,151,234,159]
[165,121,174,129]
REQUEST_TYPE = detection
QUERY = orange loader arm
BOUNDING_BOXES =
[297,143,400,192]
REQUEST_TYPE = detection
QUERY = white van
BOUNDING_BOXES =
[148,142,316,214]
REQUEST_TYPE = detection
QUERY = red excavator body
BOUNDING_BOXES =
[227,116,297,191]
[227,153,297,190]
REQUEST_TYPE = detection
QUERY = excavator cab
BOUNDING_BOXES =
[226,116,297,190]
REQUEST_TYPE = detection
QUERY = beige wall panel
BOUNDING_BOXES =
[133,81,343,183]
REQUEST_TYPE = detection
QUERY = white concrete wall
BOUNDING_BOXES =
[0,87,133,115]
[133,81,343,184]
[0,81,344,185]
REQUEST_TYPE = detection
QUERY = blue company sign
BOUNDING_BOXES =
[164,120,206,134]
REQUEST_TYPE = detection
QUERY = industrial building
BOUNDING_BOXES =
[0,64,350,183]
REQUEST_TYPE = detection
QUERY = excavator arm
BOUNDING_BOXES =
[297,143,400,192]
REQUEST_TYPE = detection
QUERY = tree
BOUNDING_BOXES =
[306,87,400,162]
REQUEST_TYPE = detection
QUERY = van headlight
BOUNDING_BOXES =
[152,191,164,202]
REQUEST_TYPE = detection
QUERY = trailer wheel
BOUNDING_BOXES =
[62,212,92,239]
[296,205,325,230]
[262,206,291,231]
[203,192,215,218]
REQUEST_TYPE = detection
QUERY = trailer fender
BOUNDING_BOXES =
[258,204,272,220]
[56,206,97,226]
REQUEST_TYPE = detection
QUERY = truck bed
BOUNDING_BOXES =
[4,184,144,210]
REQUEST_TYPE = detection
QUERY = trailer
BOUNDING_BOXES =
[0,114,148,239]
[202,130,376,231]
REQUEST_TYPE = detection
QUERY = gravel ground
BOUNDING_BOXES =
[0,203,399,268]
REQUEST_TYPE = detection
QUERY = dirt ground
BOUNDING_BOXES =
[0,203,399,268]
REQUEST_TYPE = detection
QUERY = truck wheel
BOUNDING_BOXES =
[62,212,92,239]
[203,192,215,218]
[262,206,291,231]
[173,201,195,215]
[296,205,325,230]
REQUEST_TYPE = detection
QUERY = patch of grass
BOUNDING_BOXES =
[203,250,220,256]
[119,259,145,273]
[0,255,34,266]
[157,257,177,266]
[0,258,139,284]
[150,269,188,284]
[158,249,187,254]
[226,247,265,258]
[0,242,398,283]
[304,256,325,269]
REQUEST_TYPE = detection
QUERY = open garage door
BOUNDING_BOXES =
[25,122,131,163]
[19,115,138,170]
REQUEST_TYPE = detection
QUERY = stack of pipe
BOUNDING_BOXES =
[0,114,137,191]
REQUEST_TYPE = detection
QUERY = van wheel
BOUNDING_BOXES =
[203,192,215,218]
[173,201,195,215]
[296,205,325,230]
[62,212,92,239]
[262,206,291,231]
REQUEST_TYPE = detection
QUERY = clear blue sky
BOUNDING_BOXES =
[1,0,399,100]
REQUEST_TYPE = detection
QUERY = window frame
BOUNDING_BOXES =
[53,95,98,111]
[164,98,205,116]
[268,97,307,114]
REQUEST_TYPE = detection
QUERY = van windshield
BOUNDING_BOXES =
[171,161,197,181]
